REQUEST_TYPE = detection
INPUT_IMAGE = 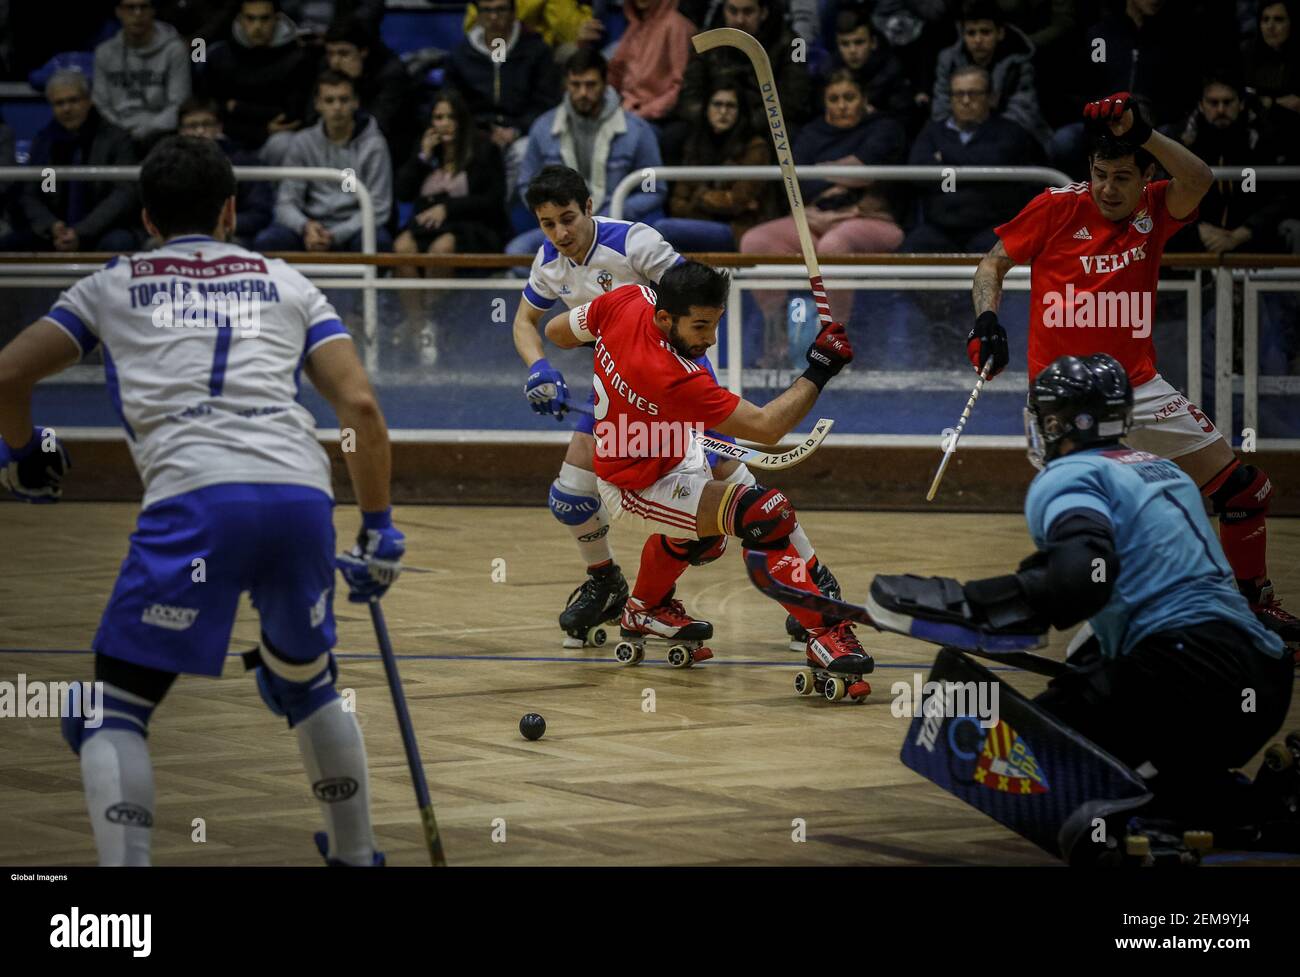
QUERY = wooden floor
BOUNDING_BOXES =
[1,504,1297,867]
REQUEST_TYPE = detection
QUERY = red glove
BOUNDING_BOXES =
[1082,91,1152,145]
[802,320,853,390]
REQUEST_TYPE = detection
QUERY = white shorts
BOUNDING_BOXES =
[1123,374,1222,460]
[597,439,755,540]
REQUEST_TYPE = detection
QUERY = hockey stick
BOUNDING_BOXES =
[557,401,833,471]
[367,598,448,867]
[926,360,992,502]
[693,28,832,329]
[742,551,1065,677]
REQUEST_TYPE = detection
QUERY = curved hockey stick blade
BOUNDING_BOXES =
[697,418,833,471]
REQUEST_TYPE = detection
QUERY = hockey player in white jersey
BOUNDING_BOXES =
[0,136,402,866]
[512,166,842,650]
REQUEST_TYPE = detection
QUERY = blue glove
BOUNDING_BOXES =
[336,509,405,603]
[0,426,70,503]
[525,358,569,418]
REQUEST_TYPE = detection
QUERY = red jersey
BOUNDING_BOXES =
[995,179,1195,387]
[573,283,740,490]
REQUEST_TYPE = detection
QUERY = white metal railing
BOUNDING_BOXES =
[608,165,1076,220]
[0,165,379,345]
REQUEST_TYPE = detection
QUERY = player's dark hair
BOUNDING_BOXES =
[824,68,864,93]
[1089,126,1155,173]
[525,165,591,213]
[654,261,731,318]
[1200,68,1245,99]
[834,9,870,36]
[239,0,280,12]
[960,0,1004,25]
[315,68,357,97]
[141,135,237,237]
[564,47,607,81]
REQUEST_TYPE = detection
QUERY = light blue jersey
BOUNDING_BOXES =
[1024,447,1285,660]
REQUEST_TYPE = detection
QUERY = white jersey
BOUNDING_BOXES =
[44,235,350,508]
[522,217,681,312]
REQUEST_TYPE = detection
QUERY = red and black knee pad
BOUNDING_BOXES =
[1206,461,1273,525]
[665,535,728,566]
[729,485,797,550]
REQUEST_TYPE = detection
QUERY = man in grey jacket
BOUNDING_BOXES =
[255,70,393,253]
[930,0,1052,152]
[92,0,192,153]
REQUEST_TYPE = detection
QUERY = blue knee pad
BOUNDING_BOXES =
[548,479,601,526]
[254,648,341,728]
[61,682,156,756]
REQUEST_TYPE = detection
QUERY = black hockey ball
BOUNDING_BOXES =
[519,713,546,741]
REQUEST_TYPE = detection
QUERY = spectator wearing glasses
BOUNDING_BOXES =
[92,0,193,154]
[174,95,273,248]
[1,70,142,253]
[902,65,1043,253]
[655,82,774,252]
[444,0,562,197]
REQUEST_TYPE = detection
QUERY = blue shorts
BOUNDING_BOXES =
[93,484,337,676]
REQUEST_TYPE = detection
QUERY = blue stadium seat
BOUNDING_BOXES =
[2,100,53,146]
[381,11,465,56]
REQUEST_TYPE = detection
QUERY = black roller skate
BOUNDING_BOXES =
[1247,582,1300,661]
[559,562,628,649]
[793,621,874,702]
[784,560,842,651]
[1118,818,1213,868]
[1245,731,1300,851]
[614,588,714,667]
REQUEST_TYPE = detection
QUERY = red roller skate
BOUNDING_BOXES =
[614,590,714,668]
[795,621,874,702]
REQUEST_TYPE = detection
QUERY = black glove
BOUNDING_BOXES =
[0,426,71,503]
[966,310,1008,377]
[802,320,854,391]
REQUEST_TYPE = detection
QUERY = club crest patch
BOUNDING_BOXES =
[973,720,1050,795]
[1131,208,1153,234]
[597,270,614,292]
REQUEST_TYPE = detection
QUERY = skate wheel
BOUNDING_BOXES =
[847,680,872,701]
[587,625,608,647]
[1124,834,1151,858]
[1265,743,1294,772]
[691,647,713,664]
[824,676,846,702]
[667,645,693,668]
[614,641,642,666]
[793,669,815,696]
[1182,830,1213,852]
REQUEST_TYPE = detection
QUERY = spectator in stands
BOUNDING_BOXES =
[931,0,1052,152]
[608,1,696,124]
[281,0,386,41]
[393,90,508,340]
[201,0,316,161]
[508,49,663,257]
[681,0,821,44]
[1166,71,1294,254]
[464,0,606,64]
[175,95,273,247]
[153,1,241,43]
[838,0,954,113]
[823,8,913,125]
[655,82,773,251]
[445,0,563,197]
[0,70,141,252]
[740,68,905,351]
[322,18,418,163]
[672,0,815,159]
[255,70,393,252]
[92,0,192,153]
[1244,1,1300,151]
[902,65,1044,253]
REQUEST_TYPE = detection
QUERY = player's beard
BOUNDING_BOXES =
[668,319,707,360]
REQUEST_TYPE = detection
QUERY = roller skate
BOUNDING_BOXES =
[1118,818,1213,868]
[559,562,628,649]
[1246,581,1300,660]
[613,589,714,668]
[793,621,874,702]
[784,560,842,651]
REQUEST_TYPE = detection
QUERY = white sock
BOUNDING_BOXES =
[81,729,155,867]
[297,703,377,865]
[790,523,815,564]
[558,462,614,567]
